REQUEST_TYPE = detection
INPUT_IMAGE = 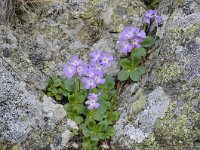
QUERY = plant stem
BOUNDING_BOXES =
[131,50,135,68]
[75,74,79,102]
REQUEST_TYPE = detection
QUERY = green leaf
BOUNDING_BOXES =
[136,66,145,75]
[76,104,86,114]
[98,133,106,140]
[72,128,78,135]
[77,94,86,103]
[64,78,75,92]
[55,94,62,101]
[130,70,140,81]
[134,48,146,57]
[57,88,62,94]
[47,92,53,97]
[64,103,72,112]
[133,56,141,67]
[80,123,87,131]
[87,118,96,130]
[118,70,130,81]
[94,112,104,121]
[109,111,120,122]
[141,36,155,48]
[74,115,84,125]
[62,90,68,97]
[47,78,54,86]
[51,88,57,95]
[90,135,99,142]
[68,95,76,103]
[97,120,109,132]
[82,128,91,137]
[106,126,116,137]
[120,58,131,69]
[105,77,115,90]
[53,78,62,87]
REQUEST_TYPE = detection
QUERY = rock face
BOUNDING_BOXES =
[0,0,146,149]
[112,0,200,149]
[0,0,200,149]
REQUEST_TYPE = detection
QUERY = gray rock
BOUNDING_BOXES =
[0,59,72,149]
[112,0,200,149]
[1,0,199,149]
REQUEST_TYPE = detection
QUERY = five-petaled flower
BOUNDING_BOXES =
[85,93,100,110]
[143,9,162,24]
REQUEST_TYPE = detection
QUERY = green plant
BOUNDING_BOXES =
[47,51,120,149]
[118,36,154,82]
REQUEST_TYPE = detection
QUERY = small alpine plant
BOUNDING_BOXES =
[47,50,119,150]
[117,9,162,82]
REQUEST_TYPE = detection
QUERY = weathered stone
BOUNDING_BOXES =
[112,0,200,149]
[1,0,199,149]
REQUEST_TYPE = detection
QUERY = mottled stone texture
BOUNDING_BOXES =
[112,0,200,149]
[0,0,146,149]
[0,0,200,149]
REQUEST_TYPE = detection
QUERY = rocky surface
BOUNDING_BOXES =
[112,0,200,149]
[0,0,200,149]
[0,0,146,149]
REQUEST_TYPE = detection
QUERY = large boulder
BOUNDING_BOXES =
[0,0,146,149]
[112,0,200,149]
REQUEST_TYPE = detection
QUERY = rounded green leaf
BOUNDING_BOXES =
[55,94,62,101]
[52,88,57,95]
[106,126,116,137]
[109,111,120,122]
[47,92,53,97]
[64,103,72,111]
[47,78,54,86]
[120,58,131,69]
[87,118,96,130]
[74,115,84,125]
[136,66,145,75]
[68,95,76,103]
[53,78,62,87]
[118,70,130,81]
[141,36,155,48]
[64,78,75,92]
[133,56,141,67]
[105,78,115,90]
[130,70,140,81]
[97,120,109,132]
[134,48,146,57]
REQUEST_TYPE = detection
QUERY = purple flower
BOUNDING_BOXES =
[90,62,104,74]
[94,74,106,85]
[144,9,155,19]
[119,40,133,53]
[63,64,76,78]
[90,50,102,62]
[82,78,96,89]
[119,27,137,40]
[135,30,146,39]
[142,17,151,24]
[132,38,142,48]
[153,11,162,23]
[143,9,162,24]
[86,67,96,78]
[77,63,87,77]
[70,55,82,67]
[88,93,98,101]
[100,52,113,68]
[85,93,100,110]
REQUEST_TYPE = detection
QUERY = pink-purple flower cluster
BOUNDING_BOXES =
[143,9,162,24]
[63,50,113,89]
[85,93,100,110]
[118,27,146,53]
